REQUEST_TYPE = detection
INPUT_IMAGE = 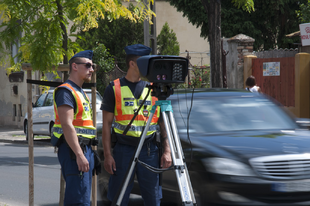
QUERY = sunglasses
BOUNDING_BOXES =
[75,62,95,69]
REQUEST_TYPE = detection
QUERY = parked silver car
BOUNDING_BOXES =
[23,88,103,140]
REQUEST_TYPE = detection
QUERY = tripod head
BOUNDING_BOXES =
[146,83,174,100]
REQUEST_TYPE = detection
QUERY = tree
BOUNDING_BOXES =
[92,44,115,95]
[157,22,180,55]
[298,0,310,23]
[221,0,307,50]
[167,0,254,88]
[0,0,154,73]
[77,3,144,72]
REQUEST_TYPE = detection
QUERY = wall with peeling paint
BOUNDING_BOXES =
[0,62,27,128]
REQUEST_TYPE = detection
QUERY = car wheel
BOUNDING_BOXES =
[98,169,111,206]
[25,121,34,141]
[49,122,54,137]
[191,173,211,206]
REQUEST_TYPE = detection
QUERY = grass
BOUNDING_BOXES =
[12,134,50,139]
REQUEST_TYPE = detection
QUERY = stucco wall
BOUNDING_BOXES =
[123,0,210,66]
[155,1,210,66]
[223,39,238,89]
[0,63,27,128]
[224,34,255,89]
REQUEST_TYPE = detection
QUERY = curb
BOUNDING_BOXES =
[0,136,53,147]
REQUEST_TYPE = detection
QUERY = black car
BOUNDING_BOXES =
[98,89,310,206]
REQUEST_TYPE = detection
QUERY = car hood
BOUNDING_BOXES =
[183,130,310,160]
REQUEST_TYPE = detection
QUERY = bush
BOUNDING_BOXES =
[92,44,115,94]
[157,22,180,55]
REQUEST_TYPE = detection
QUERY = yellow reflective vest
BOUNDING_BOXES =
[113,79,160,137]
[52,83,96,140]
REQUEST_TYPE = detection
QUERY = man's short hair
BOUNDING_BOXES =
[124,44,151,70]
[69,57,84,73]
[125,55,139,69]
[246,75,256,87]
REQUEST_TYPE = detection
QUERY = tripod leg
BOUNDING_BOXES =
[112,112,155,206]
[162,111,196,205]
[168,112,196,204]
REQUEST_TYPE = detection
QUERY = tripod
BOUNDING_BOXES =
[113,98,197,206]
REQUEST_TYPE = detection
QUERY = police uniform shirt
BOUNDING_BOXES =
[100,77,155,146]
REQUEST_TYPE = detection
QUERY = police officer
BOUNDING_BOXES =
[101,44,172,206]
[52,50,99,205]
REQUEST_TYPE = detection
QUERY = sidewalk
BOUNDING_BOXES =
[0,125,51,146]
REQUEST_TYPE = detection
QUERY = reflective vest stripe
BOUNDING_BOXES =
[54,119,93,126]
[114,79,159,123]
[54,83,89,127]
[114,79,123,116]
[113,122,157,132]
[53,127,96,136]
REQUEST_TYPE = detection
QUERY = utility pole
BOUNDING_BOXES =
[144,0,157,54]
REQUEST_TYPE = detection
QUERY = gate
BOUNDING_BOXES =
[252,57,295,107]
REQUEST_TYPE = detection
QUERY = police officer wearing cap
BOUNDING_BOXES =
[101,44,172,206]
[52,50,100,205]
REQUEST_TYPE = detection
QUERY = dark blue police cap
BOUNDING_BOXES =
[125,44,152,56]
[69,50,93,63]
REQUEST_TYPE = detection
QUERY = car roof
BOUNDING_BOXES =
[168,88,258,100]
[47,88,93,93]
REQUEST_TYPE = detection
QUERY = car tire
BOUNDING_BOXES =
[25,121,34,141]
[98,169,111,206]
[190,172,211,206]
[49,122,54,137]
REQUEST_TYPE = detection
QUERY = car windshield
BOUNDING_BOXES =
[86,92,103,104]
[172,95,296,133]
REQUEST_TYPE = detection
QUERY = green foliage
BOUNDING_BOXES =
[0,0,154,73]
[231,0,254,12]
[77,3,144,71]
[189,65,210,88]
[221,0,306,50]
[157,22,180,55]
[92,44,115,94]
[167,0,303,50]
[298,0,310,23]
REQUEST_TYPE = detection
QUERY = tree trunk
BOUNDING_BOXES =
[203,0,222,88]
[56,0,69,81]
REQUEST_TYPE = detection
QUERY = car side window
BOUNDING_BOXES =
[34,93,47,107]
[44,93,54,106]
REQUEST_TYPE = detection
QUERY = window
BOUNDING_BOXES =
[44,93,54,106]
[34,93,47,107]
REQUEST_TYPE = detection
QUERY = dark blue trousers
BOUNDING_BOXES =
[58,143,94,206]
[107,141,162,206]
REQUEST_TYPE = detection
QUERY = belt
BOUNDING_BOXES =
[78,136,98,146]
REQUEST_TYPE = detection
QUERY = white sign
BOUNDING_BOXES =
[299,23,310,46]
[263,62,280,76]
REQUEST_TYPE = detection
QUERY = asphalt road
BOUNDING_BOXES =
[0,142,60,206]
[0,126,173,206]
[0,141,150,206]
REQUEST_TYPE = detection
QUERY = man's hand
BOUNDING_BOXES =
[158,120,172,169]
[102,110,116,174]
[161,151,172,168]
[104,154,116,174]
[76,153,90,172]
